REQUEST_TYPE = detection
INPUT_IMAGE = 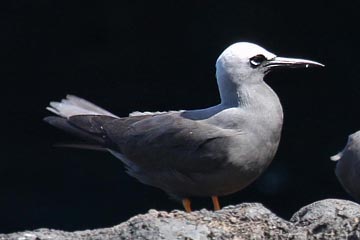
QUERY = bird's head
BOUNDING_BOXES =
[216,42,324,84]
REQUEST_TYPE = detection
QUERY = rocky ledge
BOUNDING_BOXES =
[1,199,360,240]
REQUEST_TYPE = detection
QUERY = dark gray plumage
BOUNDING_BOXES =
[331,131,360,201]
[45,42,323,211]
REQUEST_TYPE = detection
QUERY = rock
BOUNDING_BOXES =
[290,199,360,239]
[1,199,360,240]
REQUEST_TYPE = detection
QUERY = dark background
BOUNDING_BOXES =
[1,0,359,234]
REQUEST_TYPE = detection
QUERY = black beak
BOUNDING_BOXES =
[264,57,324,71]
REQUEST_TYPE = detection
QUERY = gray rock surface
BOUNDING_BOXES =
[1,199,360,240]
[290,199,360,239]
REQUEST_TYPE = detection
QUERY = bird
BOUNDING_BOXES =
[331,130,360,201]
[45,42,324,212]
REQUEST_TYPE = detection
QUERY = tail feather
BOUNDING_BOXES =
[53,143,107,151]
[45,95,121,148]
[46,95,118,119]
[44,116,107,144]
[64,95,117,117]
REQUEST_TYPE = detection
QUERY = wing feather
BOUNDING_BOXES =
[103,113,242,173]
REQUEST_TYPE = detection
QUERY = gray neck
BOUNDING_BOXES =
[217,74,274,108]
[217,76,243,106]
[217,74,284,132]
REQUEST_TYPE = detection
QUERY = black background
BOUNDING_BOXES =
[1,0,359,234]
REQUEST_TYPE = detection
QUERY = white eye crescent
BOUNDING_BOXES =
[250,54,266,68]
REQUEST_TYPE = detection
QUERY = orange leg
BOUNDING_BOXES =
[182,198,192,213]
[212,196,221,211]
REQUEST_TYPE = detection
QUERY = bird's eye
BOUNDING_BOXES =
[250,54,266,68]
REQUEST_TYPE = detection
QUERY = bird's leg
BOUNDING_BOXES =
[212,196,221,211]
[182,198,192,212]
